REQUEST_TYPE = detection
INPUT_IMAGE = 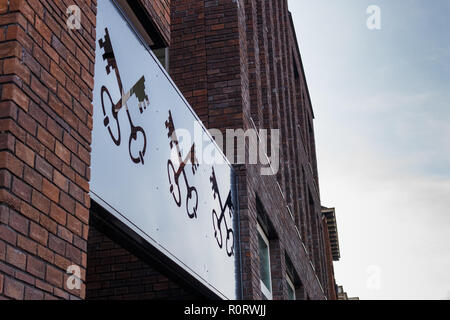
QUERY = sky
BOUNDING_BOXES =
[288,0,450,300]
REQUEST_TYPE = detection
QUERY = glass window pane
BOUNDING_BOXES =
[258,233,271,292]
[287,280,295,300]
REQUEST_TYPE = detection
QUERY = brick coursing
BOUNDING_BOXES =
[0,0,96,299]
[85,225,201,300]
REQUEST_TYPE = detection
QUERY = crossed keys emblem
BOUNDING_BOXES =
[98,28,149,165]
[165,111,199,219]
[210,168,235,257]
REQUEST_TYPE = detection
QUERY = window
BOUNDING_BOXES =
[286,275,296,300]
[116,0,169,71]
[116,0,155,47]
[153,47,169,71]
[258,224,272,299]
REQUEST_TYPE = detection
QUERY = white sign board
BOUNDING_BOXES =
[91,0,240,299]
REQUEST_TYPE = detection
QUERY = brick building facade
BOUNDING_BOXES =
[0,0,339,300]
[0,0,95,299]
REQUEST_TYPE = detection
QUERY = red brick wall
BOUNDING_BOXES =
[0,0,175,301]
[0,0,96,299]
[170,0,330,300]
[85,224,201,300]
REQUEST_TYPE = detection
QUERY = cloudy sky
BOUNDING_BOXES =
[288,0,450,300]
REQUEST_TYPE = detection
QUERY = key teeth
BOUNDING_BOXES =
[99,29,114,73]
[210,174,219,198]
[99,33,110,53]
[132,77,149,105]
[99,28,110,47]
[138,98,149,114]
[165,115,175,139]
[99,37,107,50]
[166,127,175,140]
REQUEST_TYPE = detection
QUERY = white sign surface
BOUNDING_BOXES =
[91,0,239,299]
